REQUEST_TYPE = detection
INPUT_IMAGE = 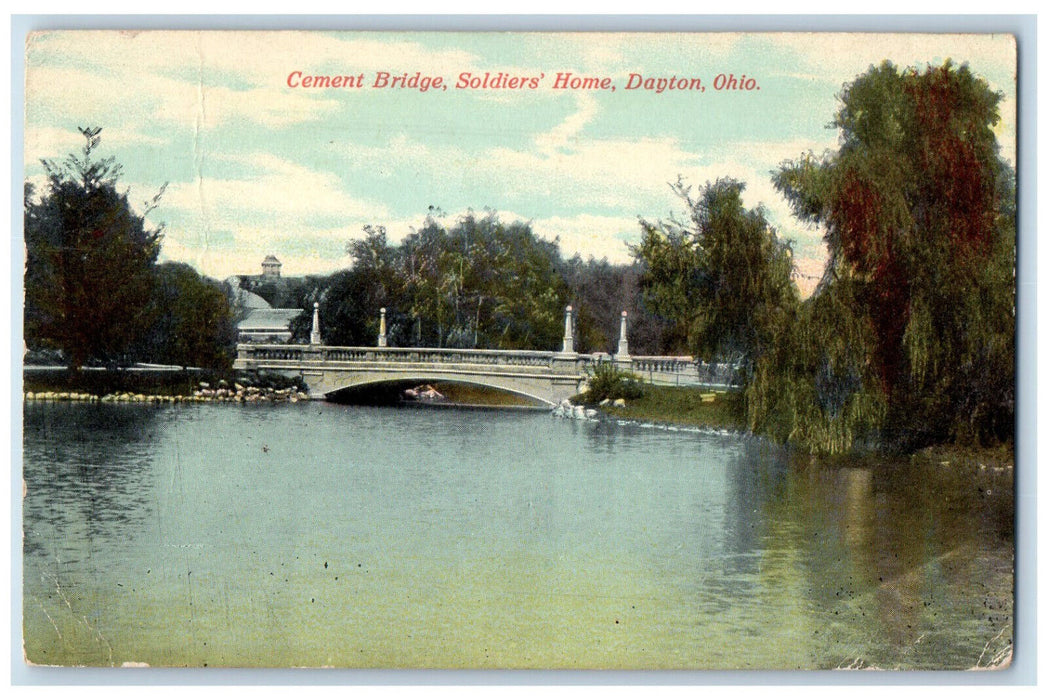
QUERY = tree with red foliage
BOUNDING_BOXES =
[772,61,1014,449]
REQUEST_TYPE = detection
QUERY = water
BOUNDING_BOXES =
[22,402,1013,669]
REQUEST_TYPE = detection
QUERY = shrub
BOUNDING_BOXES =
[583,362,645,403]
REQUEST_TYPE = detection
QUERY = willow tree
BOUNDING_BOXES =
[633,178,799,378]
[767,61,1015,451]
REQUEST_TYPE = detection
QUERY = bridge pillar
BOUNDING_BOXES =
[615,310,631,362]
[378,307,388,347]
[560,305,575,356]
[310,302,322,345]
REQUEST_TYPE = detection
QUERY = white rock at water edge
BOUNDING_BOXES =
[550,399,599,422]
[551,399,574,419]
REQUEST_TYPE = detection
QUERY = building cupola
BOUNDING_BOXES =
[261,254,282,279]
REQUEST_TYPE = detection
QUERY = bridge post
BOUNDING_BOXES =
[378,307,388,347]
[310,302,322,345]
[559,305,576,356]
[615,310,632,370]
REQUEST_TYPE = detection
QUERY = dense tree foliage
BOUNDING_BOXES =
[25,128,241,372]
[632,178,799,374]
[561,256,672,355]
[25,128,164,370]
[759,61,1015,451]
[400,211,568,349]
[304,220,671,354]
[137,262,237,370]
[313,226,404,346]
[313,213,573,350]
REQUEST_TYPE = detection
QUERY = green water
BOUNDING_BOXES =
[21,402,1013,669]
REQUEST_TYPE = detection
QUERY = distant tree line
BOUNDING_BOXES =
[22,132,675,374]
[294,213,674,355]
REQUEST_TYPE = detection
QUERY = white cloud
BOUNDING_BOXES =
[159,219,356,280]
[765,32,1017,164]
[22,125,171,180]
[159,153,390,228]
[23,30,536,140]
[531,214,639,264]
[766,33,1015,84]
[159,234,351,282]
[534,92,600,155]
[26,31,480,89]
[145,153,393,279]
[483,136,704,208]
[23,127,90,168]
[24,62,343,141]
[559,32,743,72]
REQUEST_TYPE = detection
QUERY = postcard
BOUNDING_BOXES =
[21,29,1016,670]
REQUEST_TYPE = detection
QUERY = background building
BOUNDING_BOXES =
[228,255,303,343]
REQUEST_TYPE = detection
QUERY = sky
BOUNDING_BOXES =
[22,30,1017,296]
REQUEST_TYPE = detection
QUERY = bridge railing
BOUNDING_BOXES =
[321,346,564,367]
[629,355,694,374]
[237,344,587,369]
[625,355,741,388]
[235,343,741,387]
[236,345,307,363]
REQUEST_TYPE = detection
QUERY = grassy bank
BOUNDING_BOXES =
[593,383,1012,469]
[910,441,1014,471]
[598,385,747,431]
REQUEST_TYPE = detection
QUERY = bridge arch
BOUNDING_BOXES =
[322,375,559,407]
[318,372,576,407]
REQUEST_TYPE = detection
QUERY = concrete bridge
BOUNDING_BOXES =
[233,305,737,405]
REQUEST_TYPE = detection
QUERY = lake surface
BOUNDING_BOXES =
[22,402,1013,669]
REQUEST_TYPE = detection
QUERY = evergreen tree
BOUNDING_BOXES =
[25,127,164,370]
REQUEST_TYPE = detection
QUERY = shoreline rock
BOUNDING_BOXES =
[551,398,599,421]
[24,383,312,405]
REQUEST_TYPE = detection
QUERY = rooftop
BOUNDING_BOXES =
[237,308,301,331]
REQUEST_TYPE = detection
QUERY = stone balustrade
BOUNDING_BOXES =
[630,355,695,374]
[238,344,587,368]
